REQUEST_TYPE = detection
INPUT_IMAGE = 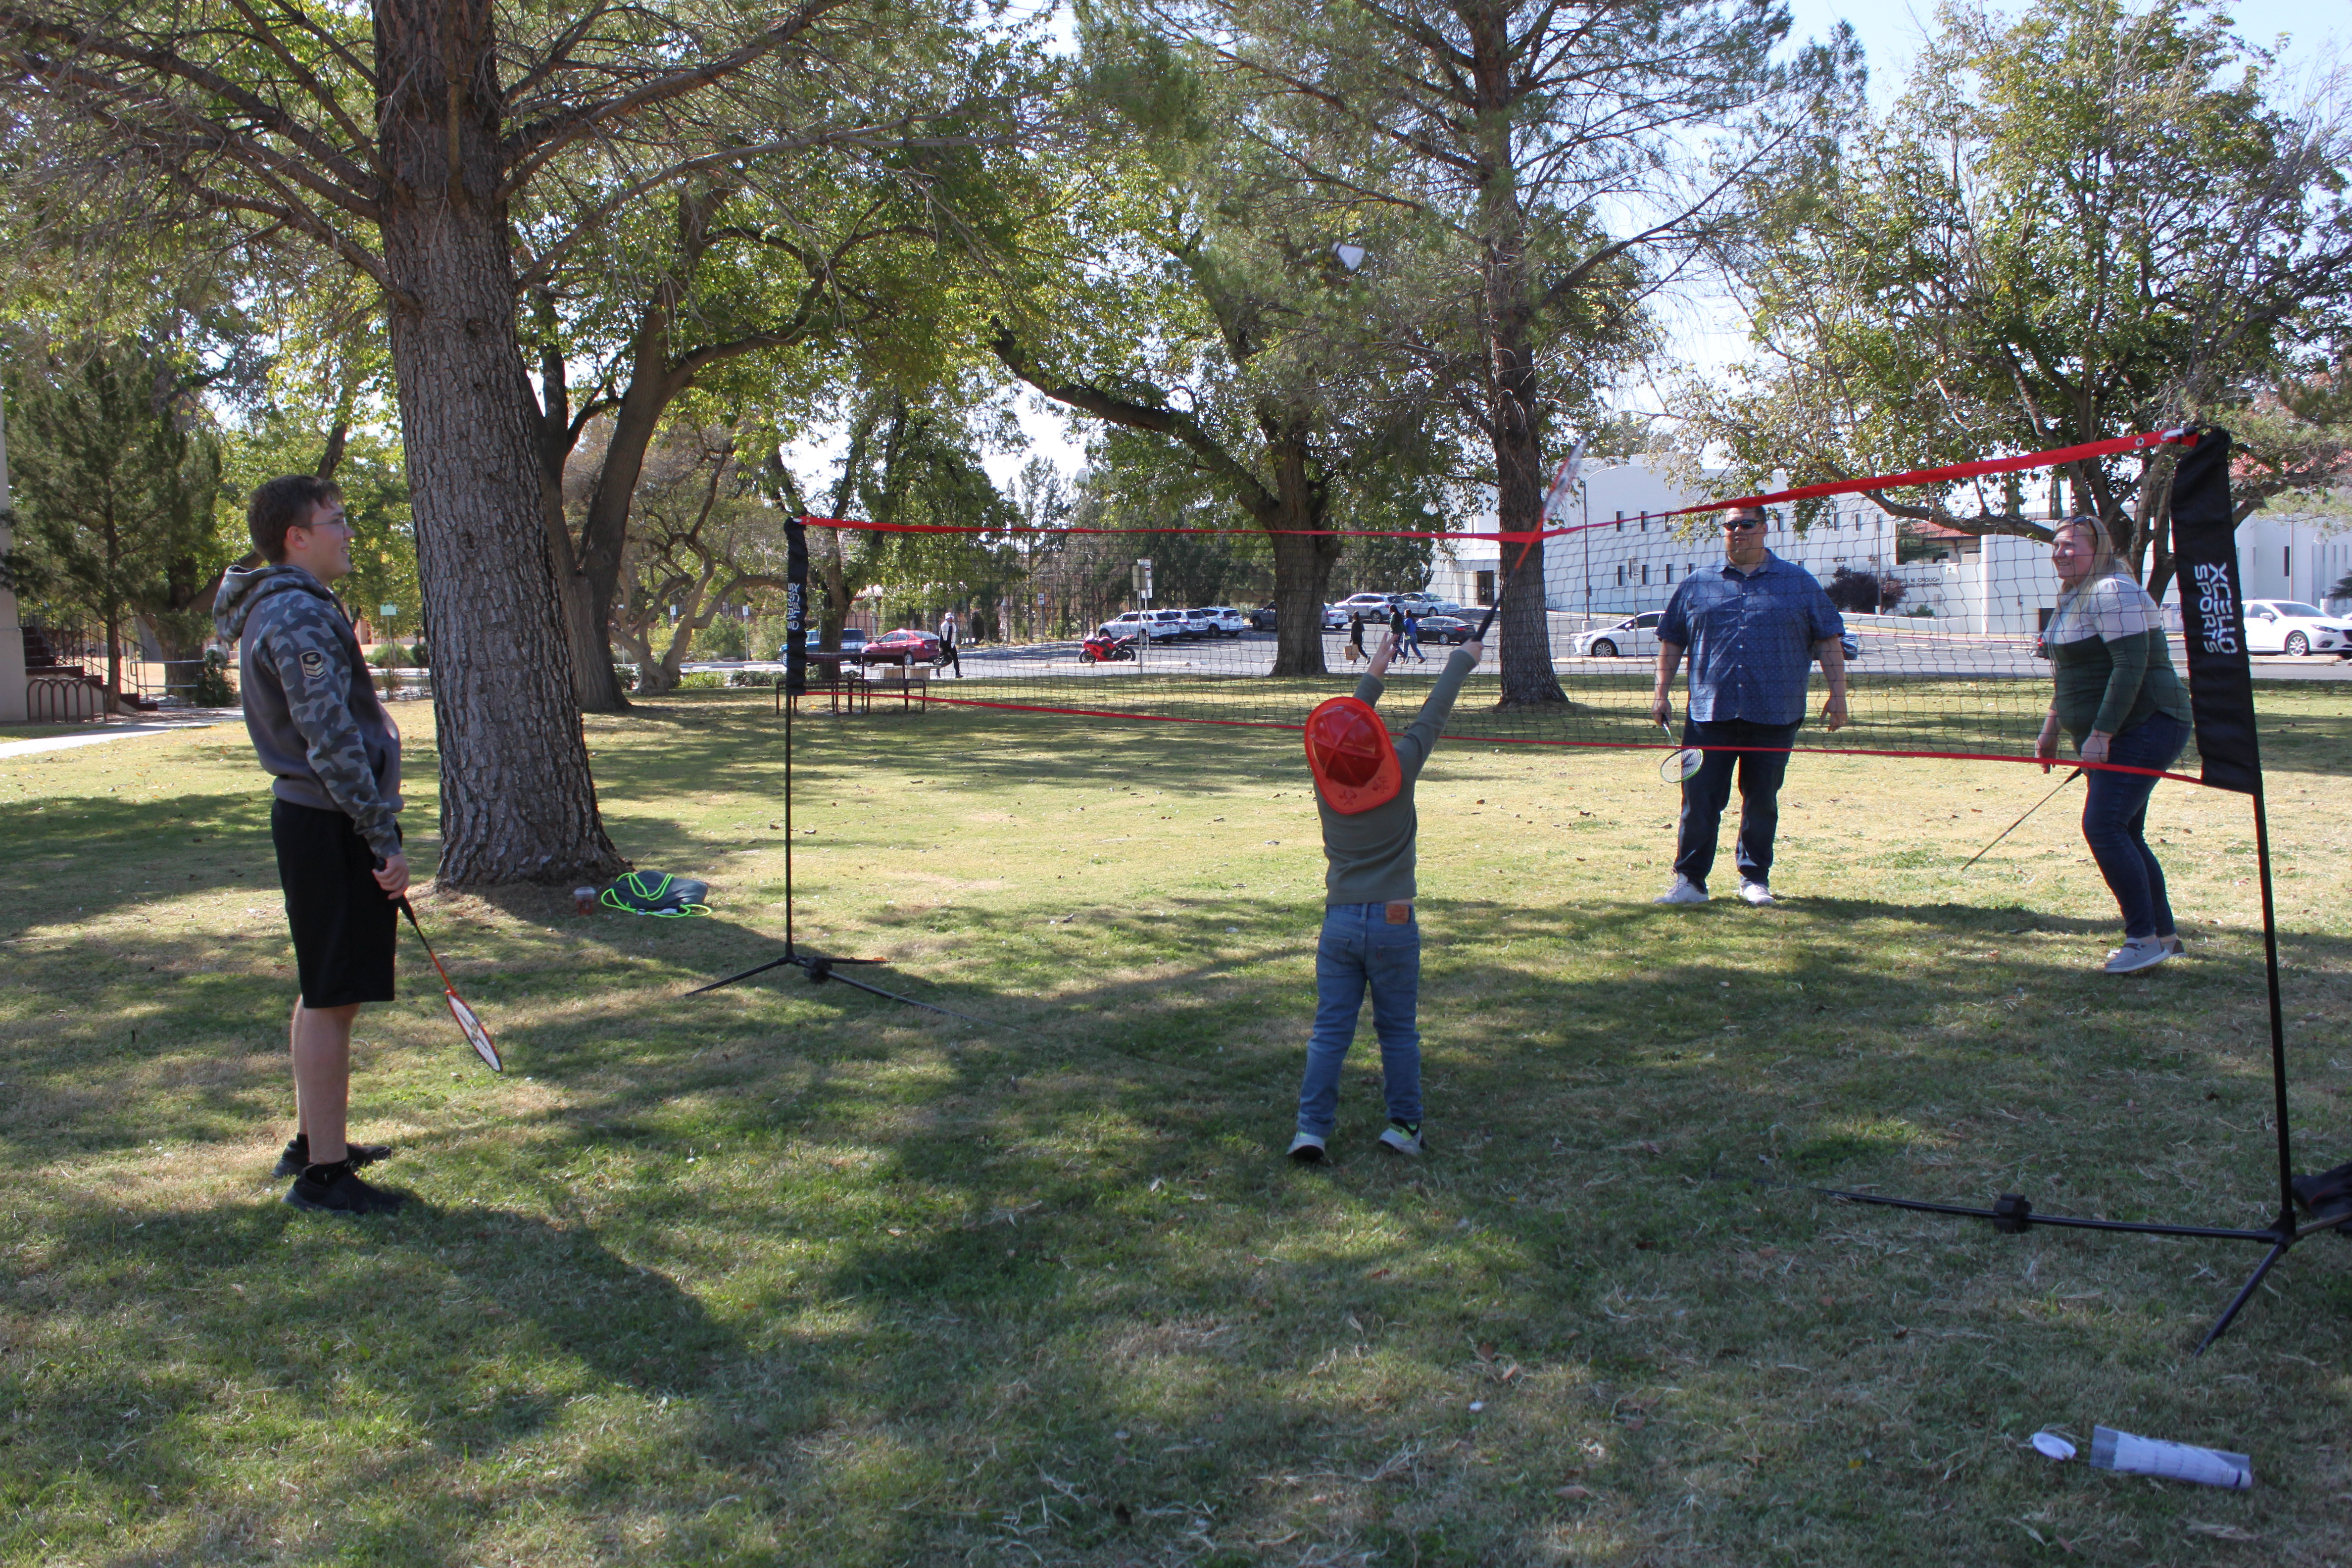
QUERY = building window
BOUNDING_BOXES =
[1474,570,1495,606]
[1616,564,1625,587]
[1641,564,1651,585]
[1664,563,1674,583]
[1615,511,1624,532]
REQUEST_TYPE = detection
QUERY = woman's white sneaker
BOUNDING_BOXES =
[2103,937,2174,975]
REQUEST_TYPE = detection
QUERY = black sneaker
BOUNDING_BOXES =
[284,1160,407,1215]
[273,1136,392,1178]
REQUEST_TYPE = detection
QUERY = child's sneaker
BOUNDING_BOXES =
[1287,1133,1327,1165]
[1377,1120,1425,1157]
[272,1135,392,1179]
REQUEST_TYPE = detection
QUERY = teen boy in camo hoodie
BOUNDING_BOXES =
[214,475,410,1215]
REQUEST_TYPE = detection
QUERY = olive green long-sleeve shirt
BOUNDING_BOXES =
[1314,646,1479,906]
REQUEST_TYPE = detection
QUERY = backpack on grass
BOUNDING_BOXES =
[601,872,712,917]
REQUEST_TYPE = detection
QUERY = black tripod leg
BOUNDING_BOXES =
[2191,1238,2291,1358]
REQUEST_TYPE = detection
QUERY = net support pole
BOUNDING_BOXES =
[2254,786,2294,1232]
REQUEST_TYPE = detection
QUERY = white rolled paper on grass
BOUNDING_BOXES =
[2089,1426,2252,1489]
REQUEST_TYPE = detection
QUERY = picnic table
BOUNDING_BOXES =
[773,651,931,715]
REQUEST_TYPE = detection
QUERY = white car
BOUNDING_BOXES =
[1321,603,1350,630]
[1196,606,1248,637]
[2243,599,2352,657]
[1569,612,1662,658]
[1335,592,1398,623]
[1101,609,1186,643]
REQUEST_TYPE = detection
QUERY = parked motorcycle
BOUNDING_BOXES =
[1079,631,1139,664]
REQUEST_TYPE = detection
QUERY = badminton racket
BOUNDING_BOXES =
[392,895,503,1072]
[1658,719,1704,784]
[1961,769,2084,870]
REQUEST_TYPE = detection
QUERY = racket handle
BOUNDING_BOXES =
[1472,602,1500,640]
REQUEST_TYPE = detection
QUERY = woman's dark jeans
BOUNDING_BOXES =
[2080,710,2188,939]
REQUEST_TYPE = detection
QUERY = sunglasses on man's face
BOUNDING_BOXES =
[1723,518,1764,532]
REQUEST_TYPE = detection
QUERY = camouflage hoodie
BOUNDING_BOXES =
[213,563,403,859]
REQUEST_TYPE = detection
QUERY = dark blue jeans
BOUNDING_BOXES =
[2080,710,2187,939]
[1673,718,1802,890]
[1297,903,1422,1137]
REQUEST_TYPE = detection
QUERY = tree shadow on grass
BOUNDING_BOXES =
[4,1190,776,1568]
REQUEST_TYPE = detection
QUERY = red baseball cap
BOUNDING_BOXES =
[1305,696,1400,814]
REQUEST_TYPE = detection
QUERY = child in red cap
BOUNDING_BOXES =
[1291,628,1483,1162]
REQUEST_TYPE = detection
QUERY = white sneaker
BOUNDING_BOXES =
[1737,880,1775,906]
[2103,937,2174,975]
[1287,1132,1327,1164]
[1654,876,1708,905]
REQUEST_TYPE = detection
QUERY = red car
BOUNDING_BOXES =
[860,628,943,666]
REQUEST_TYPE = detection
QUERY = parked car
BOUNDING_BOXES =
[1416,614,1479,645]
[1101,609,1186,642]
[1569,612,1663,658]
[1150,608,1195,640]
[2243,599,2352,656]
[783,628,868,658]
[1172,608,1216,639]
[1247,603,1278,632]
[861,628,942,665]
[1197,605,1248,637]
[1321,603,1350,630]
[1334,592,1399,623]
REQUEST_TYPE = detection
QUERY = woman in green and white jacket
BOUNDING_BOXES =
[2033,517,2194,975]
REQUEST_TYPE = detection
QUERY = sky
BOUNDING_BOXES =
[974,0,2342,490]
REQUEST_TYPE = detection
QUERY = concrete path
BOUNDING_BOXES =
[0,717,225,759]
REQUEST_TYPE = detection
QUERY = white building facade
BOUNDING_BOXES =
[1422,459,2349,635]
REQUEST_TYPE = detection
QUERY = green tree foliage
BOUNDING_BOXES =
[5,338,228,700]
[596,424,791,696]
[1147,0,1844,702]
[1678,0,2352,597]
[519,20,1061,708]
[990,22,1462,675]
[769,378,1022,642]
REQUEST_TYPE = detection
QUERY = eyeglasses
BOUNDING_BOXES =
[1723,517,1764,532]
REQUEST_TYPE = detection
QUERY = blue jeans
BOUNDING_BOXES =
[1672,718,1802,889]
[1297,903,1422,1137]
[2081,711,2187,939]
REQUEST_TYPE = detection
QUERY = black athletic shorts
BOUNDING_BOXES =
[271,798,397,1008]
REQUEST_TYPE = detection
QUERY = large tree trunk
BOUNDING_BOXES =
[1256,417,1338,677]
[1268,526,1338,677]
[375,0,625,886]
[579,369,669,669]
[528,332,628,713]
[1476,188,1564,699]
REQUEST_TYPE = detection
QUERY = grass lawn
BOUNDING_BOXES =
[2,684,2349,1566]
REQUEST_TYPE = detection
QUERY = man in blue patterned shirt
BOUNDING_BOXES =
[1649,505,1848,906]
